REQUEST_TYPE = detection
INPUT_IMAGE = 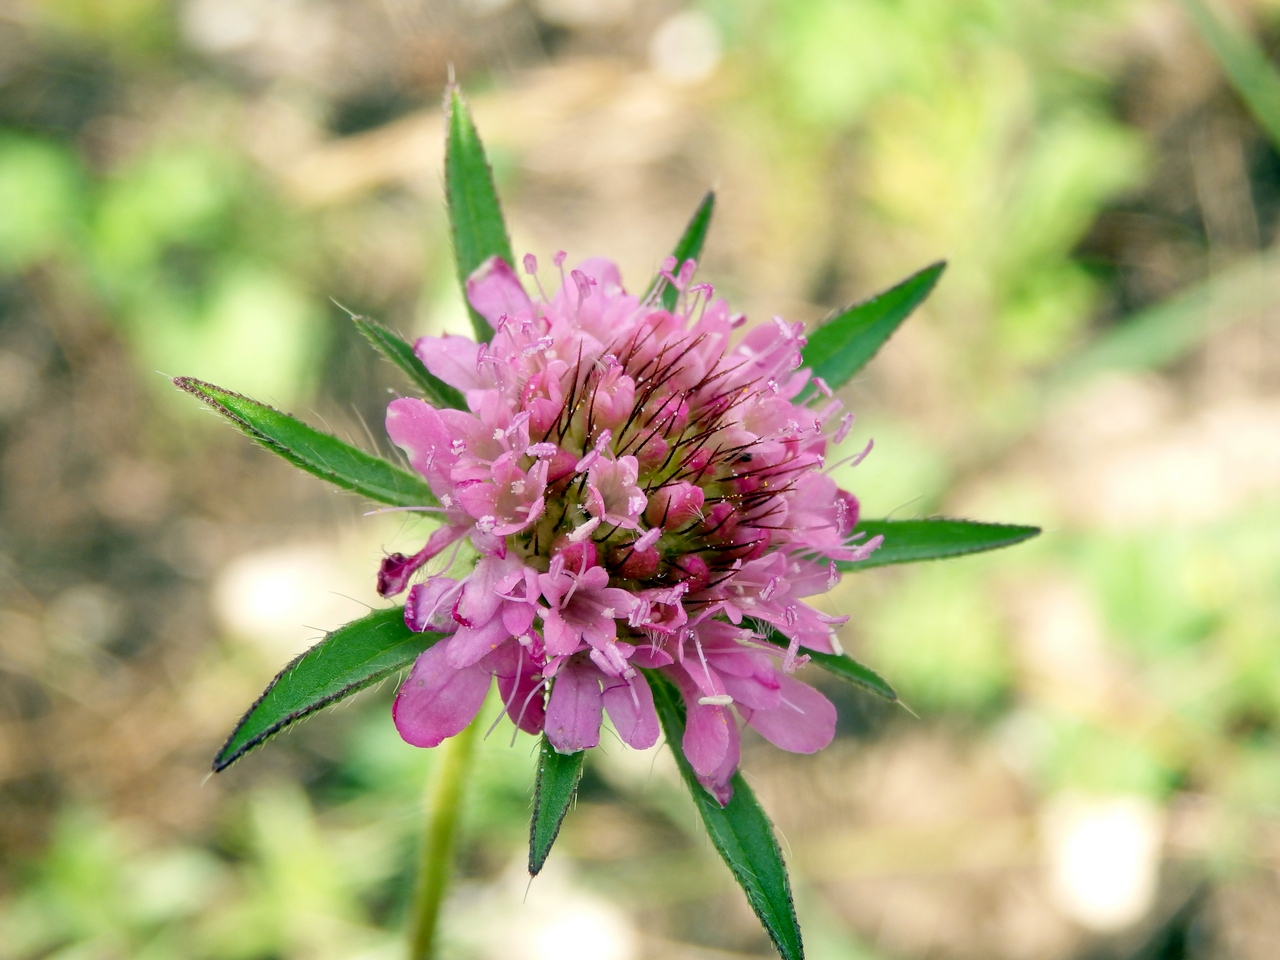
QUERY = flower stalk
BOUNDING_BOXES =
[408,714,479,960]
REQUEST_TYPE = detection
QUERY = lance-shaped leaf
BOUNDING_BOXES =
[445,85,513,344]
[648,191,716,311]
[1177,0,1280,151]
[802,261,945,393]
[175,377,436,508]
[529,738,585,875]
[838,518,1040,572]
[350,314,467,410]
[648,672,804,960]
[751,621,897,703]
[214,606,441,771]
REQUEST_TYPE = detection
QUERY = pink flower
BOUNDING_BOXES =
[385,252,877,804]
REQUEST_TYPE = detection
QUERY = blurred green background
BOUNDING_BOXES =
[3,0,1280,957]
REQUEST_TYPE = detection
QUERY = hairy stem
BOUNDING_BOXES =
[408,717,480,959]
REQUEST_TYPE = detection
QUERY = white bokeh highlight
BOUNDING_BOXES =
[1042,794,1164,931]
[649,11,722,86]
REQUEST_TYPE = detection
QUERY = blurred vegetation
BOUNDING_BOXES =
[4,0,1280,958]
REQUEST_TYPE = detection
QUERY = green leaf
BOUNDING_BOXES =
[648,191,716,311]
[350,313,467,410]
[445,85,513,344]
[174,377,437,508]
[213,606,441,771]
[802,262,945,393]
[752,621,897,703]
[648,672,804,960]
[1178,0,1280,151]
[529,738,585,875]
[838,518,1040,571]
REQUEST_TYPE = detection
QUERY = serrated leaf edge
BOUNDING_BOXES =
[173,376,435,507]
[528,741,585,875]
[212,610,440,771]
[837,517,1042,571]
[350,314,467,410]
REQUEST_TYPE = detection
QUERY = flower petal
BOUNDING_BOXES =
[466,255,532,327]
[404,577,463,633]
[392,642,490,748]
[544,658,603,753]
[678,680,732,778]
[385,398,459,493]
[602,673,660,749]
[488,644,546,735]
[698,717,740,806]
[741,673,836,754]
[413,334,487,393]
[445,615,511,669]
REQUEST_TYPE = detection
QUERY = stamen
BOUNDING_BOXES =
[553,250,568,291]
[574,429,613,472]
[846,533,884,562]
[525,255,551,302]
[698,694,734,706]
[634,527,661,552]
[510,677,552,746]
[825,438,874,474]
[571,269,596,315]
[487,676,524,740]
[566,516,601,543]
[833,412,855,445]
[522,336,554,357]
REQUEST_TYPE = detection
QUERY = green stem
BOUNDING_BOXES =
[408,718,479,960]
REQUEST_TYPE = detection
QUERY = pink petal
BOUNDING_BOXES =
[540,609,582,659]
[404,578,463,633]
[629,644,674,669]
[454,556,508,628]
[466,256,532,326]
[488,645,546,735]
[413,334,487,393]
[544,659,603,753]
[385,398,457,491]
[602,673,659,749]
[697,717,739,806]
[742,673,836,754]
[551,257,623,313]
[681,693,732,778]
[764,601,846,655]
[445,615,510,669]
[393,642,490,748]
[502,600,536,636]
[721,671,782,712]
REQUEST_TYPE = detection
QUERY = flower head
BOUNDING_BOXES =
[384,252,880,802]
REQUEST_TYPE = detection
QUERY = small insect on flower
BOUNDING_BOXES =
[382,252,880,804]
